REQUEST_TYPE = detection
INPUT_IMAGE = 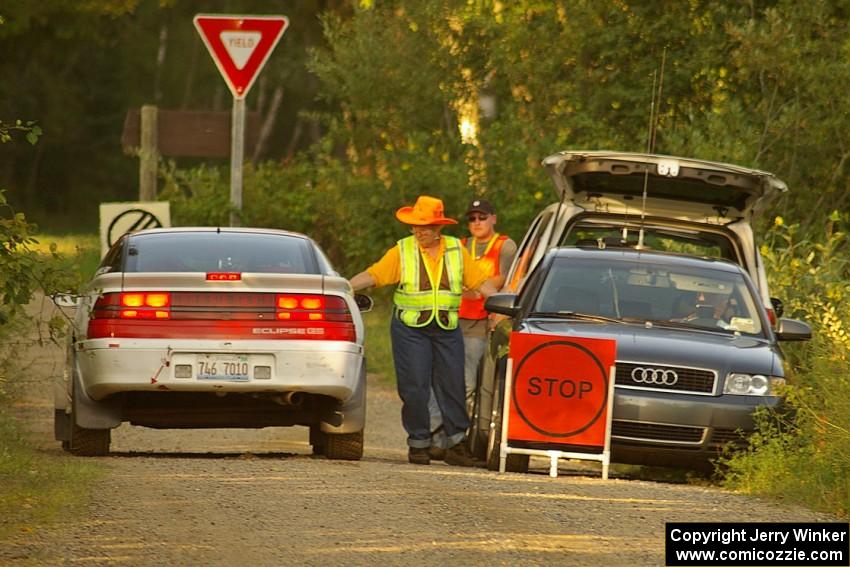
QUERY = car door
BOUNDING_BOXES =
[504,206,556,294]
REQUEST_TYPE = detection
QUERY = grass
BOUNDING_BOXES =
[30,233,101,283]
[361,287,396,387]
[0,232,103,541]
[718,341,850,518]
[0,413,102,540]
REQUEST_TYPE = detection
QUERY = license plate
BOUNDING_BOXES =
[197,354,250,381]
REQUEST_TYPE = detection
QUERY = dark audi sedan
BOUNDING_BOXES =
[470,247,811,471]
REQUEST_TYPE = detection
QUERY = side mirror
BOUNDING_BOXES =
[52,293,80,308]
[354,293,373,313]
[484,293,520,317]
[770,297,784,318]
[775,317,812,341]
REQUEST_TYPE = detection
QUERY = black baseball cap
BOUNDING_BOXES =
[466,199,495,216]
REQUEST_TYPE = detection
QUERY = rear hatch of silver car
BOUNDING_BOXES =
[542,151,787,223]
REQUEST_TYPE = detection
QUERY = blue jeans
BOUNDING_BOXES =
[391,316,468,449]
[428,333,485,448]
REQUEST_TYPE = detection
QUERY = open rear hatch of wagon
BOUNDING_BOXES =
[542,151,787,223]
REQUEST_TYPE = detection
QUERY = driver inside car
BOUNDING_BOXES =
[674,288,735,329]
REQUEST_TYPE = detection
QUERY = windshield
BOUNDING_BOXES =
[533,256,764,336]
[121,232,320,274]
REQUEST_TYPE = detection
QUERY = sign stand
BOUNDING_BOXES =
[497,333,617,480]
[194,14,289,227]
[500,359,616,479]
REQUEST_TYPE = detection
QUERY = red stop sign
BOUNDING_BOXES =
[507,333,616,447]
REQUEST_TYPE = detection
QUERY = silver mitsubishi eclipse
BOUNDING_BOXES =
[53,227,371,459]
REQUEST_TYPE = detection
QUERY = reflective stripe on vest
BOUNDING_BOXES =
[459,234,507,320]
[393,235,463,329]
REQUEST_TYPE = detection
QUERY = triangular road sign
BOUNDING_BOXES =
[194,14,288,99]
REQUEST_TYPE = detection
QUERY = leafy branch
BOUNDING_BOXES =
[0,119,42,145]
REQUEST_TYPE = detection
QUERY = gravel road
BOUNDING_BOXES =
[0,301,836,566]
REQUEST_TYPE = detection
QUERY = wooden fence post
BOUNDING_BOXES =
[139,105,158,201]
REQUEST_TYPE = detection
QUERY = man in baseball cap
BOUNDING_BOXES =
[427,197,517,459]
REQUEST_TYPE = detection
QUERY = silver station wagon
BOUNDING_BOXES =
[54,228,370,460]
[469,150,808,471]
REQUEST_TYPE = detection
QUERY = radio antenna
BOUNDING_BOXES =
[637,47,666,250]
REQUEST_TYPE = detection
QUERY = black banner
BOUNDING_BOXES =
[666,522,849,566]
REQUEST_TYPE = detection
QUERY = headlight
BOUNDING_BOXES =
[724,373,785,396]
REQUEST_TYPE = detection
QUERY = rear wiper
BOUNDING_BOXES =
[529,311,626,324]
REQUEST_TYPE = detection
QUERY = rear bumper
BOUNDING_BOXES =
[77,338,364,403]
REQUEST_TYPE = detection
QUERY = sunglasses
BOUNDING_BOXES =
[467,214,490,222]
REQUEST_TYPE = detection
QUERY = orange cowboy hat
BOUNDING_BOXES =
[395,195,458,226]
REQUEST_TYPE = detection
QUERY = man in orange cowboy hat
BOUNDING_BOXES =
[350,195,499,466]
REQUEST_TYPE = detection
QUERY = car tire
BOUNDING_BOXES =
[469,356,501,459]
[485,378,529,473]
[67,380,110,457]
[309,425,326,456]
[325,429,364,461]
[468,374,487,459]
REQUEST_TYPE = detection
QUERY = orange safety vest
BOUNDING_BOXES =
[459,233,507,320]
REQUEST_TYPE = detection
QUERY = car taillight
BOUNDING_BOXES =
[276,294,330,320]
[87,292,355,342]
[207,272,241,281]
[273,294,355,340]
[767,307,776,327]
[92,292,172,320]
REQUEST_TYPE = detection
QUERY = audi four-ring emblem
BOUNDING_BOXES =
[631,367,679,386]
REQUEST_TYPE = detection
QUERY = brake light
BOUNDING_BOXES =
[272,294,355,340]
[92,292,172,319]
[766,307,777,327]
[120,309,170,319]
[87,292,356,341]
[276,294,329,321]
[122,293,144,307]
[207,272,241,281]
[145,293,170,307]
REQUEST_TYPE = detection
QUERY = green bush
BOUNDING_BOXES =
[0,193,81,398]
[0,206,101,537]
[720,214,850,517]
[158,150,482,277]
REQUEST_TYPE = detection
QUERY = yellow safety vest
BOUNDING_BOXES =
[393,235,464,330]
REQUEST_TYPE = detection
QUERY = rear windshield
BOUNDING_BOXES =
[562,223,739,263]
[120,232,319,274]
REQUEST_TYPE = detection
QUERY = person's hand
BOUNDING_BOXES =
[349,271,376,292]
[462,289,481,301]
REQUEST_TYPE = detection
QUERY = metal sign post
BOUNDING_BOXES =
[194,14,288,227]
[230,97,245,227]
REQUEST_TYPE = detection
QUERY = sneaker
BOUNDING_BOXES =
[408,447,431,465]
[428,446,446,461]
[444,442,482,467]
